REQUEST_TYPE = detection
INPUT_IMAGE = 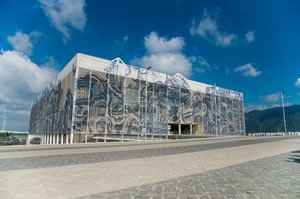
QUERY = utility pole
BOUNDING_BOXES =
[280,92,287,135]
[2,108,6,131]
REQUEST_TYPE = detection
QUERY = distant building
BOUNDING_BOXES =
[29,53,245,144]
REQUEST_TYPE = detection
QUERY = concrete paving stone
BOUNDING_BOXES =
[0,137,297,172]
[1,137,300,199]
[77,150,300,199]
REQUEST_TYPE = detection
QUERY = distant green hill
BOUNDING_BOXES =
[245,105,300,134]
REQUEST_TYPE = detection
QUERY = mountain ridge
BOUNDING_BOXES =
[245,105,300,134]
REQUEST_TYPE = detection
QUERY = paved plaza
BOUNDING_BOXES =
[0,136,299,199]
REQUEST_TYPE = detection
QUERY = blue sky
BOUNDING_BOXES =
[0,0,300,131]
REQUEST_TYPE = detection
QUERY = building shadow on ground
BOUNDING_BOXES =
[286,150,300,164]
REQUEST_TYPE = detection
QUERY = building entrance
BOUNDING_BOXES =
[181,124,191,134]
[168,123,179,134]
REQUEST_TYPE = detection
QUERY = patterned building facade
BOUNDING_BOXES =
[29,53,245,144]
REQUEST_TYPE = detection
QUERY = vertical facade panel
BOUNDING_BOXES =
[146,83,154,134]
[107,74,125,134]
[74,68,90,133]
[181,88,192,124]
[203,94,216,135]
[153,83,168,134]
[192,91,203,125]
[124,77,140,134]
[168,86,180,123]
[88,71,107,133]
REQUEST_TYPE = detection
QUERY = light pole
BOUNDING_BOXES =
[280,92,287,135]
[1,106,10,132]
[2,108,6,131]
[214,83,218,136]
[142,67,152,141]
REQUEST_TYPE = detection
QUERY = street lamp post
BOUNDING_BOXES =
[142,67,152,141]
[2,107,6,131]
[214,83,218,136]
[280,92,287,135]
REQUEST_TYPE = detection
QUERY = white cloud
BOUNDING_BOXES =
[144,32,185,54]
[123,35,129,43]
[259,93,281,102]
[190,10,237,47]
[7,31,33,55]
[245,103,292,113]
[132,32,192,77]
[0,50,57,105]
[245,31,255,43]
[195,67,205,73]
[295,77,300,87]
[245,104,268,112]
[39,0,87,41]
[234,63,261,77]
[115,35,129,46]
[191,56,217,74]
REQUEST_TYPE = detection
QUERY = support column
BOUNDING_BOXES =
[61,133,64,144]
[85,133,87,143]
[70,133,74,144]
[66,133,69,144]
[56,134,59,144]
[50,134,53,144]
[179,124,181,135]
[190,124,192,135]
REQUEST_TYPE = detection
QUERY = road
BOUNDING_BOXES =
[0,136,299,199]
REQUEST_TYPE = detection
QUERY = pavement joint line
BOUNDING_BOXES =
[0,136,296,154]
[0,137,251,158]
[0,136,250,153]
[5,135,294,153]
[0,136,298,172]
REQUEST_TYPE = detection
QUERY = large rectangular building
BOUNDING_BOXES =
[29,53,245,144]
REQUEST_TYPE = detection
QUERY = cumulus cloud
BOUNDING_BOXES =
[144,32,185,54]
[259,93,281,102]
[234,63,261,77]
[295,77,300,87]
[7,31,33,55]
[132,32,192,77]
[0,50,57,105]
[245,31,255,43]
[190,10,237,47]
[39,0,87,41]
